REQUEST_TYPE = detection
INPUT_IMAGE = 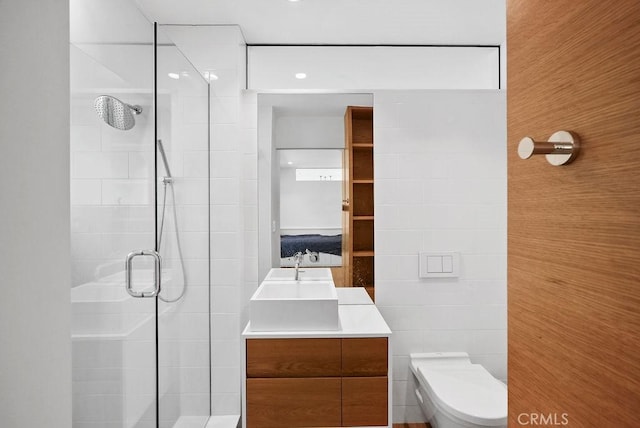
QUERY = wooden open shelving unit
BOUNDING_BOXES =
[343,106,375,300]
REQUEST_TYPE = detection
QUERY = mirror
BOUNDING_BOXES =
[278,149,343,267]
[258,93,373,281]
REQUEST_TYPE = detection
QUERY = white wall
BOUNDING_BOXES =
[274,116,344,149]
[241,93,259,335]
[207,26,246,416]
[279,168,342,230]
[374,90,507,423]
[0,1,72,427]
[248,46,500,91]
[256,102,276,291]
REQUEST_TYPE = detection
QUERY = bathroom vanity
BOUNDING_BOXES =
[242,271,392,428]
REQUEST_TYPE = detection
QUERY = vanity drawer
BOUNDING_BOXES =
[342,376,388,426]
[246,338,342,377]
[342,338,388,376]
[247,377,342,427]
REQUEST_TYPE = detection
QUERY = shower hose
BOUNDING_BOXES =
[157,179,187,303]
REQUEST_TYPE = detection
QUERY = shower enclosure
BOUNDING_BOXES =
[70,1,210,426]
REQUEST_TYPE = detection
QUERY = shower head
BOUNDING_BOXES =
[94,95,142,131]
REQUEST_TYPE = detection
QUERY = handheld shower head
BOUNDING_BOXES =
[94,95,142,130]
[156,139,172,179]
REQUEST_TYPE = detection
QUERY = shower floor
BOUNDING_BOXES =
[172,415,239,428]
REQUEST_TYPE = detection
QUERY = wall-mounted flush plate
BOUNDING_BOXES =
[419,252,460,278]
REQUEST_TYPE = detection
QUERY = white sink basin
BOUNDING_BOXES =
[263,267,333,281]
[249,280,339,331]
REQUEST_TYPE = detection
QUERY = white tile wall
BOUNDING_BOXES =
[207,26,247,417]
[374,90,507,423]
[70,179,102,205]
[183,152,210,178]
[211,151,241,178]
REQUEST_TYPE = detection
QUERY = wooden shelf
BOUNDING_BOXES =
[345,106,375,296]
[353,219,374,253]
[352,182,374,217]
[353,143,374,149]
[353,250,375,257]
[352,146,373,181]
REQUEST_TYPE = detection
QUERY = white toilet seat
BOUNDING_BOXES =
[416,365,507,426]
[410,353,507,428]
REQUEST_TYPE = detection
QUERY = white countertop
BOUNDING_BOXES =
[242,297,391,339]
[336,287,373,305]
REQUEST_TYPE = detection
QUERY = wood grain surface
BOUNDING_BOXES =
[342,338,388,377]
[507,0,640,426]
[342,376,388,427]
[246,377,342,427]
[246,338,341,378]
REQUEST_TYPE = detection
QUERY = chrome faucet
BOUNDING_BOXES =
[293,251,304,280]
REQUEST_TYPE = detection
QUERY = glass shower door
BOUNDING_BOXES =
[71,3,211,427]
[155,26,211,427]
[70,1,158,425]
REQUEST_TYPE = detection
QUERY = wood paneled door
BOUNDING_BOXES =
[507,0,640,426]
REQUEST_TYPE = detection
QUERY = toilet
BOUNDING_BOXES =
[409,352,507,428]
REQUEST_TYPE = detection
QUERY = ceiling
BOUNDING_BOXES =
[133,0,505,45]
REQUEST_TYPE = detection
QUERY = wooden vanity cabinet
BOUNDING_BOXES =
[246,337,388,427]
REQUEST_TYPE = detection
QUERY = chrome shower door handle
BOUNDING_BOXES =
[125,250,162,298]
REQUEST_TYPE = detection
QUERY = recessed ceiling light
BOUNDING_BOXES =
[287,161,293,165]
[168,72,180,80]
[295,72,307,79]
[288,0,301,2]
[208,73,219,81]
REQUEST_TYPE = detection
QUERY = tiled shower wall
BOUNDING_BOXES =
[70,93,156,287]
[157,88,211,419]
[207,27,249,416]
[159,24,251,417]
[373,90,507,423]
